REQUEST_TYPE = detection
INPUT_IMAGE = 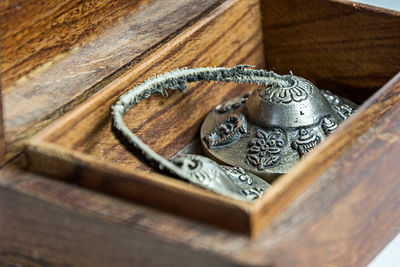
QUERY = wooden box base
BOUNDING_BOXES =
[22,0,400,237]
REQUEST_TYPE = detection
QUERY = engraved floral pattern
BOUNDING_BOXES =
[246,129,285,170]
[258,78,313,104]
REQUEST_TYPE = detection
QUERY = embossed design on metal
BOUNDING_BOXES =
[257,76,313,104]
[172,154,270,201]
[215,92,250,113]
[221,166,269,201]
[322,90,357,120]
[201,74,358,182]
[204,114,247,149]
[322,90,340,105]
[333,104,355,119]
[321,117,338,135]
[172,154,232,187]
[241,188,265,200]
[222,166,253,185]
[246,129,285,170]
[291,129,321,157]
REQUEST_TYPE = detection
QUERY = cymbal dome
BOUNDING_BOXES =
[244,75,340,128]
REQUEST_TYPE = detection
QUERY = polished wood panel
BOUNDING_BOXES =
[0,183,240,267]
[0,0,153,87]
[262,0,400,103]
[1,0,222,163]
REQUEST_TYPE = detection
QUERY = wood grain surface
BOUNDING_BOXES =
[0,0,148,87]
[0,181,243,267]
[1,0,222,163]
[1,0,400,265]
[262,0,400,103]
[0,75,4,159]
[25,0,264,234]
[43,0,264,170]
[2,73,400,266]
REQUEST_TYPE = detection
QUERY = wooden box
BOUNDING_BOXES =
[1,0,400,265]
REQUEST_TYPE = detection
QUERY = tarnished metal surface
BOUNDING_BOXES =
[201,75,358,183]
[171,154,270,201]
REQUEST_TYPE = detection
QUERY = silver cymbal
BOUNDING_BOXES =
[201,75,358,183]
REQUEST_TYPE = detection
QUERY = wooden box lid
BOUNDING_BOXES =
[0,0,227,163]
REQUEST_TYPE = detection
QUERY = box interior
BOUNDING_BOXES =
[16,0,400,235]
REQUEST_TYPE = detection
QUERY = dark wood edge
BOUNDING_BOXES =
[0,71,4,161]
[24,138,253,234]
[0,184,246,267]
